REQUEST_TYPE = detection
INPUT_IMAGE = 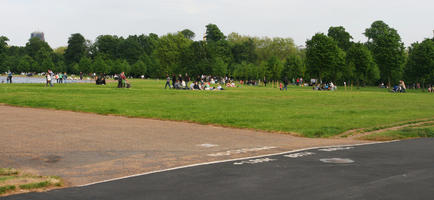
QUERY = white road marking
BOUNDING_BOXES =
[320,158,355,164]
[284,152,315,158]
[318,146,354,152]
[233,158,276,165]
[207,146,277,157]
[78,140,398,187]
[198,144,219,148]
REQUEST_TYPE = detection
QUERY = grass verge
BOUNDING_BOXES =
[0,168,18,176]
[362,126,434,141]
[0,185,16,195]
[0,168,63,196]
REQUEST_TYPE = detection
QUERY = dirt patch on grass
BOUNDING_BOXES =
[0,169,63,196]
[335,120,434,140]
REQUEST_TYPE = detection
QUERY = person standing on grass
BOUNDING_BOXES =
[184,73,190,89]
[171,74,176,89]
[46,71,53,87]
[165,74,171,89]
[263,76,267,87]
[63,72,67,83]
[7,71,12,83]
[59,73,63,84]
[118,72,127,88]
[117,73,122,88]
[121,72,127,88]
[283,77,289,91]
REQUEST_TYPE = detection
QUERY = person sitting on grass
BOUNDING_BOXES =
[216,84,224,90]
[193,81,201,90]
[427,85,433,93]
[96,73,106,85]
[181,80,186,89]
[330,82,337,91]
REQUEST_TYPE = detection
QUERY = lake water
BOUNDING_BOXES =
[0,76,94,84]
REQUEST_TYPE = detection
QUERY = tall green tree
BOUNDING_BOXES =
[180,29,195,40]
[364,20,406,86]
[346,43,380,86]
[0,36,9,72]
[118,35,144,64]
[25,37,52,59]
[405,38,434,86]
[254,37,297,62]
[35,48,54,72]
[306,33,345,82]
[266,56,283,86]
[130,60,147,77]
[180,41,209,77]
[155,33,192,77]
[0,36,8,54]
[64,33,88,65]
[92,56,109,74]
[93,35,121,59]
[138,33,159,56]
[16,55,35,73]
[328,26,353,51]
[78,57,93,74]
[205,24,226,42]
[282,54,305,80]
[231,38,257,64]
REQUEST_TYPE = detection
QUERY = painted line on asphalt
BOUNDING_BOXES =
[283,151,316,158]
[233,158,277,165]
[318,146,354,152]
[78,140,398,187]
[207,146,277,157]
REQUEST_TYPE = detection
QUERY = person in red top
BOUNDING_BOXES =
[118,72,127,88]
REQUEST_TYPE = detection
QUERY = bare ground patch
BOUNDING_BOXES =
[334,119,434,140]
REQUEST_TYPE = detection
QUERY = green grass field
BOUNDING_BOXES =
[1,79,433,137]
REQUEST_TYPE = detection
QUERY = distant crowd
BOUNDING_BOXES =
[165,74,226,91]
[44,70,68,87]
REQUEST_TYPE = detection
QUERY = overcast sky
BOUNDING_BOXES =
[1,0,433,48]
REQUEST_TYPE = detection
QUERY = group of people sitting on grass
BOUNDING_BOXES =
[165,73,227,91]
[392,80,406,93]
[312,82,337,91]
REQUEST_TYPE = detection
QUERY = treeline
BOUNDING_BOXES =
[0,21,433,86]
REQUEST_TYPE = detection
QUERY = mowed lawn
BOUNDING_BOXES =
[1,79,433,137]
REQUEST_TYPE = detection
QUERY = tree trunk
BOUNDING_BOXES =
[387,76,391,88]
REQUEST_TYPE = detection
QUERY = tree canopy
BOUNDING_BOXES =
[1,21,432,87]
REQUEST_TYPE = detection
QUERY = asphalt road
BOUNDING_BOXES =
[4,138,434,200]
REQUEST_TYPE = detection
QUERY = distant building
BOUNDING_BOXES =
[30,32,45,41]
